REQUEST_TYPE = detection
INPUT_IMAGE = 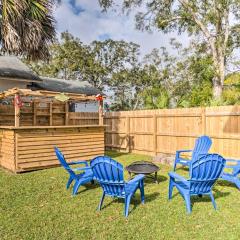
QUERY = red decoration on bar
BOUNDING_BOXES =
[96,94,103,101]
[13,95,23,108]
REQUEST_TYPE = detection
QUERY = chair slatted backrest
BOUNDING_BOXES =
[90,156,125,197]
[192,136,212,160]
[189,154,226,194]
[54,147,75,177]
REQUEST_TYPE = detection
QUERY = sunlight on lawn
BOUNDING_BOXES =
[0,151,239,240]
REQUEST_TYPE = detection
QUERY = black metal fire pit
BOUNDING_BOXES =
[125,161,160,183]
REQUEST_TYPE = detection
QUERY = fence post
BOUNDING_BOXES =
[33,101,37,126]
[153,115,157,156]
[201,108,206,135]
[126,116,130,153]
[65,102,69,125]
[14,94,20,127]
[49,102,53,126]
[98,100,104,125]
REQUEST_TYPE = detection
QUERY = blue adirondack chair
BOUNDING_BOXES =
[54,147,94,195]
[90,156,145,217]
[221,159,240,190]
[173,135,212,171]
[169,154,226,213]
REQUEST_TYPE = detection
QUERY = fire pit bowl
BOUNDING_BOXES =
[125,161,160,183]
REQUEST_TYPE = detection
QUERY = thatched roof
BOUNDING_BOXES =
[0,56,41,82]
[31,77,101,96]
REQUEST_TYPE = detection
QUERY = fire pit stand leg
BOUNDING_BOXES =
[155,172,158,184]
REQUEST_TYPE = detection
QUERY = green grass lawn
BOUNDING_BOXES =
[0,151,239,240]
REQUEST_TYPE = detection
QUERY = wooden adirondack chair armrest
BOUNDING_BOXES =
[68,160,89,166]
[169,172,188,183]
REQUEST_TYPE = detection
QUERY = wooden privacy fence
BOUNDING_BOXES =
[104,106,240,159]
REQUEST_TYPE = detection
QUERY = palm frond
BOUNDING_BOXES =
[0,0,56,60]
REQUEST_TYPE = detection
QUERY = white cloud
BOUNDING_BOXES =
[54,0,189,56]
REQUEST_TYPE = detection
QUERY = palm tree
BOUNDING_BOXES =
[0,0,57,60]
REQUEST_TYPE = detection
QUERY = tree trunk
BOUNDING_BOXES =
[212,55,225,99]
[212,78,223,99]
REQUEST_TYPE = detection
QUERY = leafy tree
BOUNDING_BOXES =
[141,85,170,109]
[27,31,240,110]
[223,73,240,104]
[109,52,171,110]
[171,48,214,107]
[178,81,213,107]
[88,39,140,88]
[140,41,214,108]
[109,66,143,111]
[99,0,240,99]
[109,69,133,111]
[28,32,141,90]
[0,0,57,60]
[28,32,91,80]
[139,56,171,109]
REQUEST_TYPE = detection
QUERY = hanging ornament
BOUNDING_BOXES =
[96,94,103,101]
[55,93,70,102]
[13,95,23,108]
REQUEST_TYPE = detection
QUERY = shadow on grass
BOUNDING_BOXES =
[100,192,160,216]
[75,182,100,195]
[106,151,130,158]
[174,166,190,172]
[144,175,168,184]
[130,192,160,215]
[216,179,239,190]
[170,188,230,211]
[193,189,230,202]
[171,188,230,201]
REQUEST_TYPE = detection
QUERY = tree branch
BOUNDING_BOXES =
[178,0,215,49]
[223,9,230,52]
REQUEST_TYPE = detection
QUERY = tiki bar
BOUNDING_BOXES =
[0,57,105,173]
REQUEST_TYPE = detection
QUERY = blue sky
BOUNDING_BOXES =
[54,0,188,56]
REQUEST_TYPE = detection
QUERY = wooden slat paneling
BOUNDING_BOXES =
[0,130,15,171]
[105,106,240,158]
[15,127,104,172]
[0,126,105,173]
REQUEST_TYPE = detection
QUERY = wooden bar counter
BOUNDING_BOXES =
[0,125,105,173]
